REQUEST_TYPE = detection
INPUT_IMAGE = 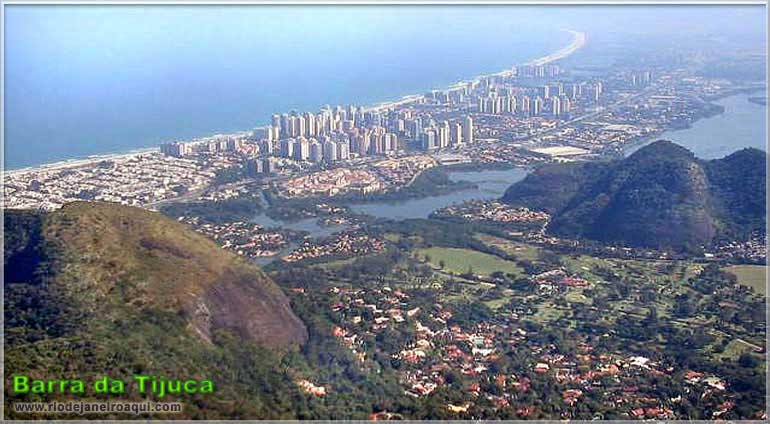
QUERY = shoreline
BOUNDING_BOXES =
[4,29,585,175]
[619,89,767,158]
[4,147,160,177]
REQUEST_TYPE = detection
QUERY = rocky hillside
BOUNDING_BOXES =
[502,141,766,252]
[4,202,308,418]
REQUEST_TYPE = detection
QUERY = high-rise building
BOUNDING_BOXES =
[337,140,350,161]
[370,133,383,155]
[594,82,603,102]
[160,142,190,157]
[546,64,560,78]
[421,129,437,150]
[309,140,323,163]
[269,126,280,142]
[262,139,274,156]
[245,158,263,176]
[411,118,423,139]
[323,140,338,163]
[507,96,517,114]
[396,119,406,134]
[533,97,543,116]
[463,116,474,144]
[542,85,550,99]
[521,96,531,116]
[298,116,307,138]
[262,157,276,174]
[384,133,398,152]
[293,137,310,161]
[450,122,463,146]
[643,71,652,85]
[347,105,357,122]
[304,112,316,137]
[359,132,372,156]
[280,114,290,138]
[551,96,561,117]
[287,116,298,138]
[280,138,294,158]
[252,127,268,141]
[438,121,450,148]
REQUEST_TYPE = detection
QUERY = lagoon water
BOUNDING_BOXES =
[251,212,344,239]
[350,167,530,220]
[251,167,529,237]
[250,166,530,263]
[625,91,767,159]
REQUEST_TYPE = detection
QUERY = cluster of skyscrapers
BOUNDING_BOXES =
[420,116,474,150]
[161,135,244,157]
[476,81,601,117]
[630,71,654,87]
[159,56,634,178]
[514,64,563,78]
[252,106,402,164]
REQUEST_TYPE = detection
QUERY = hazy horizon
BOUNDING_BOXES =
[4,5,767,169]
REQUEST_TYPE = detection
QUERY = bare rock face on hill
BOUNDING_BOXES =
[502,140,766,252]
[4,201,307,349]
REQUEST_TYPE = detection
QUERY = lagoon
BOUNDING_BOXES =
[350,167,530,220]
[625,91,767,159]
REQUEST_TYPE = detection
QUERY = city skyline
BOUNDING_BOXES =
[4,5,766,170]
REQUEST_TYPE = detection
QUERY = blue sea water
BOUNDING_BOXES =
[4,5,571,170]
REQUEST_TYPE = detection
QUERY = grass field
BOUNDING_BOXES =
[475,234,541,261]
[715,338,761,361]
[416,247,523,277]
[724,265,767,296]
[383,233,402,242]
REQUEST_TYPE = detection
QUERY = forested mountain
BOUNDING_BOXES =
[502,140,766,252]
[4,202,308,418]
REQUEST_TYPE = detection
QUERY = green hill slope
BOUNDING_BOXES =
[502,140,766,252]
[4,202,308,418]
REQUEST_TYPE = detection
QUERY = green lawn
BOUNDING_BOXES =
[724,265,767,296]
[383,233,402,242]
[475,234,541,261]
[416,247,523,277]
[529,303,567,323]
[715,338,760,361]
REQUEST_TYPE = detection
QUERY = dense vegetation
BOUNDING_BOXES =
[502,140,766,252]
[4,199,765,419]
[4,203,309,419]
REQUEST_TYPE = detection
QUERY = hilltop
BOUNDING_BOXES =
[4,202,307,418]
[502,140,766,252]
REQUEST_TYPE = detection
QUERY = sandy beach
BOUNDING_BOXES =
[4,29,586,177]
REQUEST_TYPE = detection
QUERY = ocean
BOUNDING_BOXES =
[4,5,570,170]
